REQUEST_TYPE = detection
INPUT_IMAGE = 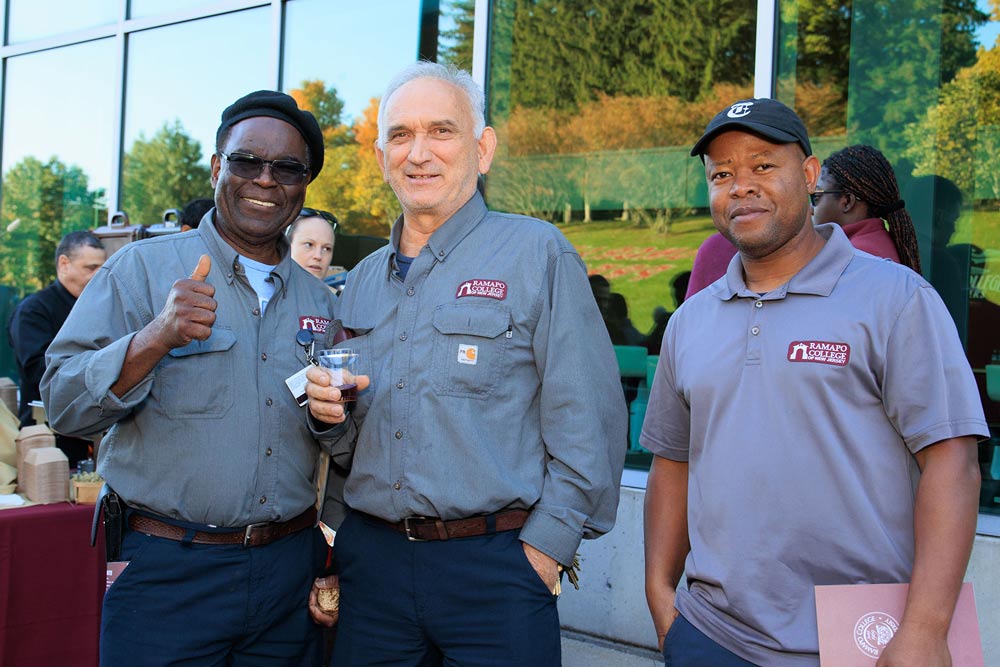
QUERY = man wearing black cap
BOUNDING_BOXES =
[42,90,344,665]
[641,99,986,666]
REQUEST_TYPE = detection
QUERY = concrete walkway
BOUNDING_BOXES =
[561,630,662,666]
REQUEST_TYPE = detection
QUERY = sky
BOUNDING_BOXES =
[2,0,427,193]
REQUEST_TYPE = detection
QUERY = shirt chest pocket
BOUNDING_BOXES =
[156,327,237,418]
[431,304,511,399]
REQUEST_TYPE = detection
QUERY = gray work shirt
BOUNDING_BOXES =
[41,214,339,527]
[640,223,988,667]
[332,193,626,566]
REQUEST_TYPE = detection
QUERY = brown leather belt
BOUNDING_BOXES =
[366,509,529,542]
[128,507,316,548]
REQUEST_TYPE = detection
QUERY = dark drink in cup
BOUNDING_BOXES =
[317,348,359,403]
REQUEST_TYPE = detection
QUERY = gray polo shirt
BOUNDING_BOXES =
[42,215,339,527]
[331,192,627,566]
[640,223,988,667]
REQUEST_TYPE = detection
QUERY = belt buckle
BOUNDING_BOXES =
[403,516,428,542]
[243,521,269,547]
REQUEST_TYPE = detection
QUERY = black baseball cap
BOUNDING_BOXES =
[690,98,812,158]
[216,90,324,181]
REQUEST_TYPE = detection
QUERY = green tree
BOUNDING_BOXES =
[0,156,99,292]
[121,121,212,227]
[904,44,1000,196]
[440,0,476,70]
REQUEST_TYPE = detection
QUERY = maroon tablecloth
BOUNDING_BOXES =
[0,502,105,667]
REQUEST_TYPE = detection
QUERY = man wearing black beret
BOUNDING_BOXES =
[42,90,345,665]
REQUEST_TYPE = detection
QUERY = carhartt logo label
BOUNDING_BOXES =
[456,279,507,300]
[299,316,331,333]
[787,340,850,366]
[853,612,898,659]
[457,344,478,365]
[728,102,754,118]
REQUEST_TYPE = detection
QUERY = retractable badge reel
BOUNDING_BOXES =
[285,328,319,406]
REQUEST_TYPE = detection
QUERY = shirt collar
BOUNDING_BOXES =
[710,223,852,300]
[386,192,489,279]
[198,214,293,289]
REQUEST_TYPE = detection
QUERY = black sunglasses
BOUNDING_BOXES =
[299,207,339,229]
[809,189,844,206]
[219,151,310,185]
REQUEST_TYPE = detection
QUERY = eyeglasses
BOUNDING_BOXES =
[809,189,843,206]
[299,207,339,230]
[219,151,309,185]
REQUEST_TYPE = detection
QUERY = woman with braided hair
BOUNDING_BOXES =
[810,144,922,272]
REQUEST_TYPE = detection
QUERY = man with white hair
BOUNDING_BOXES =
[305,62,626,666]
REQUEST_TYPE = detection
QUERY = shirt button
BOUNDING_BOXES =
[395,430,403,439]
[755,301,763,308]
[751,326,760,335]
[396,380,405,389]
[265,398,273,406]
[261,353,267,361]
[259,496,266,504]
[266,448,272,456]
[393,481,401,490]
[252,307,261,316]
[407,287,415,296]
[438,250,444,257]
[399,334,407,341]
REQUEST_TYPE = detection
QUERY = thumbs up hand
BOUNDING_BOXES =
[150,254,218,350]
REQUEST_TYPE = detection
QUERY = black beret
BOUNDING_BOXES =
[216,90,324,181]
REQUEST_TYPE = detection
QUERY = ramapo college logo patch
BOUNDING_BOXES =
[786,340,850,366]
[455,279,507,300]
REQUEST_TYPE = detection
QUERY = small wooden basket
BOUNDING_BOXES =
[70,480,103,505]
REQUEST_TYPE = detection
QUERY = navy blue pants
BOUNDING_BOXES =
[662,614,760,667]
[332,511,561,666]
[101,517,324,667]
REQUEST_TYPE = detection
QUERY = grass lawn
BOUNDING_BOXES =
[559,214,717,332]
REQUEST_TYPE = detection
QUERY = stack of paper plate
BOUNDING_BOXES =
[21,447,69,504]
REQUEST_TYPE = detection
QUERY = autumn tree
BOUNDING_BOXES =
[121,121,212,227]
[289,79,398,236]
[904,44,1000,197]
[0,156,99,292]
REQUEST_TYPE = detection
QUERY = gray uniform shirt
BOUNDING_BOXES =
[640,223,988,667]
[332,193,626,566]
[41,215,339,526]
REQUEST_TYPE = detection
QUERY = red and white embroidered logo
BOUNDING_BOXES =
[298,316,331,333]
[455,279,507,300]
[787,340,850,366]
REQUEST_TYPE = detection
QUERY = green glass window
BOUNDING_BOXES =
[486,0,757,468]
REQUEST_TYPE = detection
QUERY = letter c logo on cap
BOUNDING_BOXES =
[728,102,754,118]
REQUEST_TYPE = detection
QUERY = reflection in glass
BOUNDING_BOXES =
[8,0,117,43]
[282,0,424,236]
[486,0,755,467]
[122,8,270,227]
[777,0,1000,514]
[1,39,115,295]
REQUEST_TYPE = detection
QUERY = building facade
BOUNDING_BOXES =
[0,0,997,658]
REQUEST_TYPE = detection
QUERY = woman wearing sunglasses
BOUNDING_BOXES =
[810,144,921,272]
[287,207,337,280]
